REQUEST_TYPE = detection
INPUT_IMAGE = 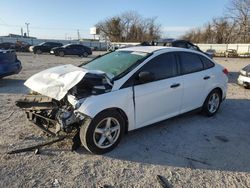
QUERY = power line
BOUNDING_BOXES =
[0,23,89,31]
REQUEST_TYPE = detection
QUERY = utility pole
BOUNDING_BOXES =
[25,22,30,37]
[77,29,80,40]
[21,28,23,37]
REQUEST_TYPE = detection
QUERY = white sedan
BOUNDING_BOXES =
[238,64,250,89]
[20,46,228,154]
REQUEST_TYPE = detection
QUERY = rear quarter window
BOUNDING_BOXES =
[199,55,215,69]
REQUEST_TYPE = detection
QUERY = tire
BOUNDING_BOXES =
[202,89,222,117]
[59,51,64,57]
[80,110,125,154]
[244,85,250,89]
[36,49,42,54]
[83,51,88,57]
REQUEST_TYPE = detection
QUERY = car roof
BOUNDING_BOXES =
[117,46,169,53]
[0,49,14,53]
[117,46,201,54]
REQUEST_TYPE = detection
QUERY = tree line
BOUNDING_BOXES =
[96,0,250,44]
[182,0,250,43]
[96,11,161,42]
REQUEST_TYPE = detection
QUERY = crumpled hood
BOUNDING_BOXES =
[24,64,110,100]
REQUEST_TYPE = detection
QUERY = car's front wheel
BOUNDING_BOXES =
[59,51,64,57]
[80,110,125,154]
[36,49,42,54]
[202,89,222,116]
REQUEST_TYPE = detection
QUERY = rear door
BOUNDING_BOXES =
[133,52,183,128]
[42,42,52,52]
[177,52,212,113]
[75,45,84,55]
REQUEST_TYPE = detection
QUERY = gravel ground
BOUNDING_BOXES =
[0,53,250,188]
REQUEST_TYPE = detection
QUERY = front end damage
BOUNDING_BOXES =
[16,65,113,148]
[16,94,81,136]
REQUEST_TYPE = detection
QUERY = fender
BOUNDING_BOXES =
[76,87,136,131]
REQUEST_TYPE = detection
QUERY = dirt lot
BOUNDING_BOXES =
[0,52,250,188]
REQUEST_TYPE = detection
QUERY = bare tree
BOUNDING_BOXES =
[182,0,250,43]
[226,0,250,42]
[96,11,161,42]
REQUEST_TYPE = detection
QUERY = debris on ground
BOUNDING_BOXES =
[215,135,229,143]
[7,136,68,154]
[2,111,15,121]
[157,175,172,188]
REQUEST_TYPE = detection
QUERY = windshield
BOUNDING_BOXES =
[83,51,149,78]
[62,44,71,48]
[38,42,45,46]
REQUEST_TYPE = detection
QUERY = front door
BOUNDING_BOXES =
[133,52,183,128]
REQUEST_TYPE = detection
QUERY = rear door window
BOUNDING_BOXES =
[179,52,204,74]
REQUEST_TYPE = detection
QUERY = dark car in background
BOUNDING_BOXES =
[206,49,216,58]
[156,39,213,58]
[51,44,92,57]
[0,50,22,78]
[0,42,16,50]
[30,42,63,54]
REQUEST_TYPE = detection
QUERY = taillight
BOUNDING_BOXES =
[223,68,229,76]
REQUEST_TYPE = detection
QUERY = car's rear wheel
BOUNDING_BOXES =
[59,51,64,57]
[83,51,88,57]
[80,110,125,154]
[202,89,222,116]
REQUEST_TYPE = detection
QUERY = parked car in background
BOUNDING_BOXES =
[50,44,92,57]
[238,64,250,89]
[15,41,31,52]
[19,46,228,154]
[206,49,216,58]
[0,42,16,50]
[156,39,213,58]
[0,50,22,78]
[225,49,238,58]
[30,42,63,54]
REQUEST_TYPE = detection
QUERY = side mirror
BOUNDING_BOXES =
[138,71,154,83]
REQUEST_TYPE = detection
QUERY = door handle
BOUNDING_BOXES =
[203,76,210,80]
[170,83,180,88]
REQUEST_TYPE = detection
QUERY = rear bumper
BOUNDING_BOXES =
[0,60,22,78]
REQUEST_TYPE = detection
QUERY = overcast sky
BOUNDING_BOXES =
[0,0,229,39]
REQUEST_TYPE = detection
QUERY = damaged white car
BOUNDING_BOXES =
[16,46,228,154]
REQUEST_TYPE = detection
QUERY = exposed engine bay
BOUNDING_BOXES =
[16,66,113,136]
